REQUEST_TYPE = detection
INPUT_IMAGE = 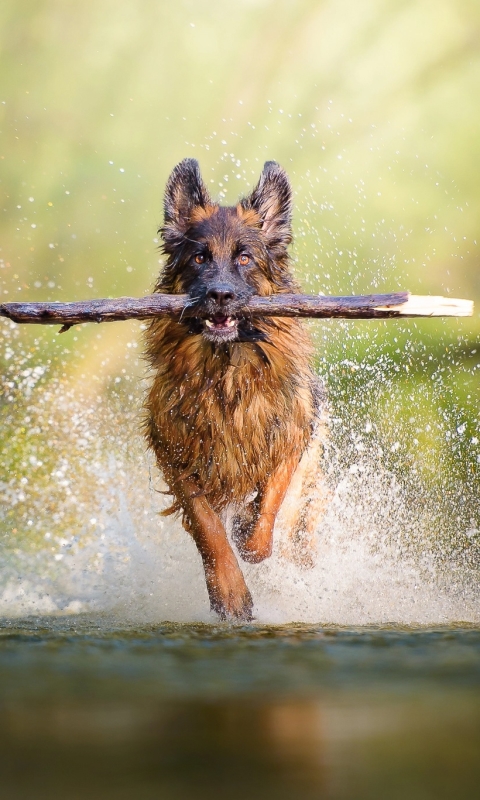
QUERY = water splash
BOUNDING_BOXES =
[0,322,478,624]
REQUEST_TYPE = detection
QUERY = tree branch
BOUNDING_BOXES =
[0,291,473,331]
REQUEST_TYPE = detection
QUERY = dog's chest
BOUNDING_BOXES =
[147,327,315,505]
[179,356,287,441]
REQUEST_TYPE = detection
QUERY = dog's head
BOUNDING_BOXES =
[159,158,295,344]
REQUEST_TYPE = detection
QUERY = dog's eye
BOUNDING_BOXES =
[238,254,250,266]
[194,254,205,265]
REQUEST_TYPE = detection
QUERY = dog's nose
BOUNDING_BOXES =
[206,284,235,306]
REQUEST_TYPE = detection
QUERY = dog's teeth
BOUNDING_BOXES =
[204,317,235,329]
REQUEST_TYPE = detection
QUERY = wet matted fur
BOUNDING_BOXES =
[144,159,327,620]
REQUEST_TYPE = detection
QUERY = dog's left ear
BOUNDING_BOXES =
[241,161,292,249]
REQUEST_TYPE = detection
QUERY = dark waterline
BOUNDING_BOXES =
[0,617,479,799]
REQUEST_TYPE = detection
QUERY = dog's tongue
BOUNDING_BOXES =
[213,314,228,325]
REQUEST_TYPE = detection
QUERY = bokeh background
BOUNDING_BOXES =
[0,0,479,585]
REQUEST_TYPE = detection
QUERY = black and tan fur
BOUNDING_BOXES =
[144,159,327,620]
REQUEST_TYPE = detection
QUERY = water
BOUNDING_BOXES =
[0,618,479,800]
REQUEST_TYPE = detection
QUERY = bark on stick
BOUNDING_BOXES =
[0,291,473,331]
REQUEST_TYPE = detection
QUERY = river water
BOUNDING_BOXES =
[0,619,479,800]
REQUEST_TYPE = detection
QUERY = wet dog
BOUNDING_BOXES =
[144,159,327,620]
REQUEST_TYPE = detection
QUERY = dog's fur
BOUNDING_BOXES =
[144,159,327,620]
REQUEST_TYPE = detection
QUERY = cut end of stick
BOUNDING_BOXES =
[375,295,474,318]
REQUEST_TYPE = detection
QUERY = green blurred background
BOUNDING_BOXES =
[0,0,479,549]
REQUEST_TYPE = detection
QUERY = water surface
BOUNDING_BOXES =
[0,618,478,800]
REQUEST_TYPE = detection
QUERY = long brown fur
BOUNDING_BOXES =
[144,159,325,620]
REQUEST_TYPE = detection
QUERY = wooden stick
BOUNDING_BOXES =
[0,292,473,331]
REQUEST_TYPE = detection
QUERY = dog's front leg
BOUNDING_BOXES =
[237,454,300,564]
[177,478,253,621]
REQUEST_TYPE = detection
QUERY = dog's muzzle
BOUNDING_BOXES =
[193,282,249,343]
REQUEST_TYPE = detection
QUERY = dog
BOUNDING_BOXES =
[144,159,328,621]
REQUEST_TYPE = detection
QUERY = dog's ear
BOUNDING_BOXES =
[163,158,212,230]
[241,161,292,249]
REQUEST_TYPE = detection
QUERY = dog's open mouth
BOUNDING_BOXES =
[203,314,239,340]
[205,314,236,331]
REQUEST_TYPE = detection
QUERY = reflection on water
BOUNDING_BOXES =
[0,619,479,800]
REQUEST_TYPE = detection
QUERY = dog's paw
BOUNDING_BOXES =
[204,553,254,621]
[236,513,274,563]
[211,589,254,622]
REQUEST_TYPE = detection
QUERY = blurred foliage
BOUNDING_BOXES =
[0,0,479,546]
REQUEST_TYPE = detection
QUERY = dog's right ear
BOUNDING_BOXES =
[163,158,212,231]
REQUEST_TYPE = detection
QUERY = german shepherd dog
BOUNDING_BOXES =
[145,159,327,621]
